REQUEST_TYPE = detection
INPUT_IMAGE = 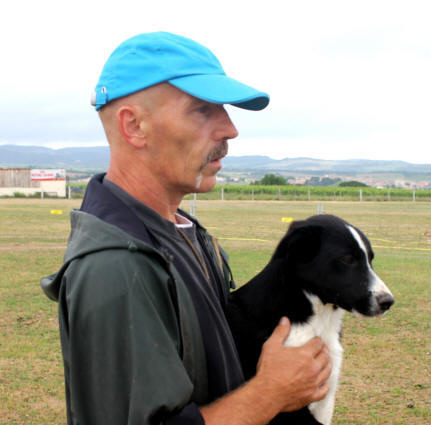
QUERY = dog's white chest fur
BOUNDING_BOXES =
[283,294,345,425]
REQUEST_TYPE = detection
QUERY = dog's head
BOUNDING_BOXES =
[273,214,394,317]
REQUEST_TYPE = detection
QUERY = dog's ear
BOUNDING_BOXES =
[272,220,322,264]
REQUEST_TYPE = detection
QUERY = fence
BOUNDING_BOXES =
[65,183,431,202]
[183,185,431,202]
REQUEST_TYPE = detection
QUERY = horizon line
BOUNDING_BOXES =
[0,142,428,166]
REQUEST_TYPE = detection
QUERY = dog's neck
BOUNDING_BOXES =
[238,259,315,325]
[284,293,345,347]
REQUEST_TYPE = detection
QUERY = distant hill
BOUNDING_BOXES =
[223,156,431,175]
[0,145,110,170]
[1,144,430,176]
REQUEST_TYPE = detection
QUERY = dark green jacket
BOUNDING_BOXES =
[42,173,244,424]
[42,210,209,424]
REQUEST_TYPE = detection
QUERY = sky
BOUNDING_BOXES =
[1,0,431,163]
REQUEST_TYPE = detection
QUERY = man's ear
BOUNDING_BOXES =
[116,105,149,149]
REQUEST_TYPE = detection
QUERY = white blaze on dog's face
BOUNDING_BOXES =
[347,225,394,317]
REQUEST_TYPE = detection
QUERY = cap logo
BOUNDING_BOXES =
[91,87,108,107]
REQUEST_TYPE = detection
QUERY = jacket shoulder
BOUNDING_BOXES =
[64,245,172,301]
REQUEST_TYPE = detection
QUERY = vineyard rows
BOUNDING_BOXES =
[69,183,431,201]
[183,184,431,202]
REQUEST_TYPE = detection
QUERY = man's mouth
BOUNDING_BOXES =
[199,140,228,171]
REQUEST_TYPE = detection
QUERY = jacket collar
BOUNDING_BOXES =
[81,173,156,245]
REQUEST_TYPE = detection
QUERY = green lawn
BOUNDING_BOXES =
[1,199,430,424]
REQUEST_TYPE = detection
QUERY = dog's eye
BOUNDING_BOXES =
[340,255,355,265]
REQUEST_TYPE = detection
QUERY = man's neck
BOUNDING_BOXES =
[105,167,183,223]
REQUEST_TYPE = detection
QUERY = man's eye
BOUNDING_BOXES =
[198,105,211,114]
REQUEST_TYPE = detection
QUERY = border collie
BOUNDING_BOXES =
[226,214,394,425]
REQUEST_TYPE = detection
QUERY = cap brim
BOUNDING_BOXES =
[169,74,269,111]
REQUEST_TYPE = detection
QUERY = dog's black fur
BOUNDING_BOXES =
[226,214,394,424]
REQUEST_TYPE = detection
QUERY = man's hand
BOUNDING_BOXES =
[200,317,332,425]
[255,316,332,412]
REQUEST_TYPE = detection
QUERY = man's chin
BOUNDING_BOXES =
[194,174,217,193]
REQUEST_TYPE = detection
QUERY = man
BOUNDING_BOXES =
[42,32,331,425]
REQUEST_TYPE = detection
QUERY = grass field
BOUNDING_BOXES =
[1,198,430,424]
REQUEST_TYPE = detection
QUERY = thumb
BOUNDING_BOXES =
[267,317,291,346]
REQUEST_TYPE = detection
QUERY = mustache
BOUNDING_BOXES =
[199,140,228,171]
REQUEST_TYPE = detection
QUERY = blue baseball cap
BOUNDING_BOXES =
[91,32,270,111]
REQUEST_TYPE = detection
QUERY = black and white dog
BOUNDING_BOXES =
[226,214,394,425]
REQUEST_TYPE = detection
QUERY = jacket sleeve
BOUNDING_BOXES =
[59,248,205,425]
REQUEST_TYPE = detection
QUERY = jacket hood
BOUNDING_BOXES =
[41,210,166,301]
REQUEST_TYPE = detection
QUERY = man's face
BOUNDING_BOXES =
[143,84,238,195]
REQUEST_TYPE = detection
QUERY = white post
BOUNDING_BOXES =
[359,189,363,202]
[308,188,311,201]
[413,189,416,202]
[66,176,70,199]
[221,187,224,201]
[189,194,197,216]
[41,189,44,199]
[278,188,281,200]
[251,187,254,201]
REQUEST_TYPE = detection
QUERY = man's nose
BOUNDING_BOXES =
[215,107,239,141]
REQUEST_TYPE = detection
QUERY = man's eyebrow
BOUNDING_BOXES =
[183,98,210,112]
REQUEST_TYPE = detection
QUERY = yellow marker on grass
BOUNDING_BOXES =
[50,210,63,215]
[281,217,293,223]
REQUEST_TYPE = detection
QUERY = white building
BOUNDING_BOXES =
[0,168,66,197]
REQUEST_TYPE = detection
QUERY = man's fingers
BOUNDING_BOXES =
[308,337,332,377]
[313,382,331,402]
[266,317,291,346]
[302,336,332,393]
[303,336,326,356]
[319,351,332,381]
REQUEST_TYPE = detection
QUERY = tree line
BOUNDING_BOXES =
[252,174,368,187]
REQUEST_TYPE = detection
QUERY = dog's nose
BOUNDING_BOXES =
[376,292,395,312]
